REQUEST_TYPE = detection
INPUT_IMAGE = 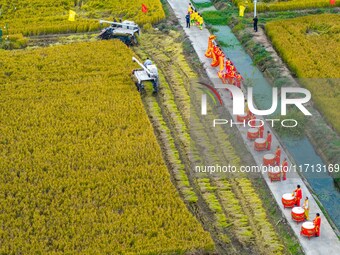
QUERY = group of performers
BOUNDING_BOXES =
[245,104,290,180]
[203,20,323,241]
[271,145,290,181]
[203,24,323,241]
[291,185,321,237]
[273,145,288,181]
[240,103,292,182]
[187,3,204,30]
[205,35,243,87]
[244,103,270,147]
[241,107,322,238]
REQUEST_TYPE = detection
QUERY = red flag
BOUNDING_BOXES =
[330,0,336,5]
[142,4,148,13]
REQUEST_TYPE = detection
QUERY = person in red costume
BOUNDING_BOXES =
[234,71,243,89]
[266,131,272,150]
[258,124,264,138]
[293,184,302,206]
[275,146,281,166]
[224,61,234,79]
[313,213,321,237]
[249,112,256,127]
[227,69,236,85]
[281,157,288,181]
[225,58,233,72]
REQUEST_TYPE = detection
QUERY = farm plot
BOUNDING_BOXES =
[0,0,165,36]
[231,0,340,12]
[266,14,340,132]
[0,40,213,254]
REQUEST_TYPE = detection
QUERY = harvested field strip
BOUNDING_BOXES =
[190,86,284,255]
[142,89,198,203]
[136,29,285,254]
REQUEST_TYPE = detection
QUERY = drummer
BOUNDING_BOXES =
[293,184,302,206]
[234,71,243,89]
[249,112,256,127]
[302,197,309,220]
[258,123,264,138]
[281,157,288,181]
[266,131,272,150]
[275,146,281,166]
[313,213,321,237]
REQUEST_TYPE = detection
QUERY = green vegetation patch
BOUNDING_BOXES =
[202,10,229,25]
[192,1,214,9]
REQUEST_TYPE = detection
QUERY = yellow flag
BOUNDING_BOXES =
[68,10,76,21]
[239,5,246,17]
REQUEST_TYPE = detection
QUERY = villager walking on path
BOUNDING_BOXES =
[253,16,258,32]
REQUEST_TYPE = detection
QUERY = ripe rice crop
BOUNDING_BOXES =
[0,0,165,36]
[0,40,213,254]
[231,0,340,12]
[266,14,340,133]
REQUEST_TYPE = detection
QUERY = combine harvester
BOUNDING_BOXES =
[97,20,158,94]
[131,57,159,94]
[98,20,140,46]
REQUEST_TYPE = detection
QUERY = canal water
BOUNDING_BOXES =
[212,25,340,230]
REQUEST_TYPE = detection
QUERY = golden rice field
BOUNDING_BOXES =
[0,40,214,254]
[0,0,165,36]
[232,0,340,12]
[266,14,340,133]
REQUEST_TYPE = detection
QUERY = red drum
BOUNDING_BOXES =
[268,167,281,182]
[237,114,248,122]
[282,193,295,208]
[247,128,259,140]
[292,207,305,223]
[254,138,266,151]
[300,222,315,239]
[263,153,275,166]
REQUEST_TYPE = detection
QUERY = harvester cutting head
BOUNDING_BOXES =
[131,57,159,94]
[98,20,140,46]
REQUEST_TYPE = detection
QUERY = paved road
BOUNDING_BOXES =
[166,1,340,254]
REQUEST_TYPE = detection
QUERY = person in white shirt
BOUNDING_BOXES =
[144,58,153,67]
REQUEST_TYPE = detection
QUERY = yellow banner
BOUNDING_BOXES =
[239,5,246,17]
[68,10,76,21]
